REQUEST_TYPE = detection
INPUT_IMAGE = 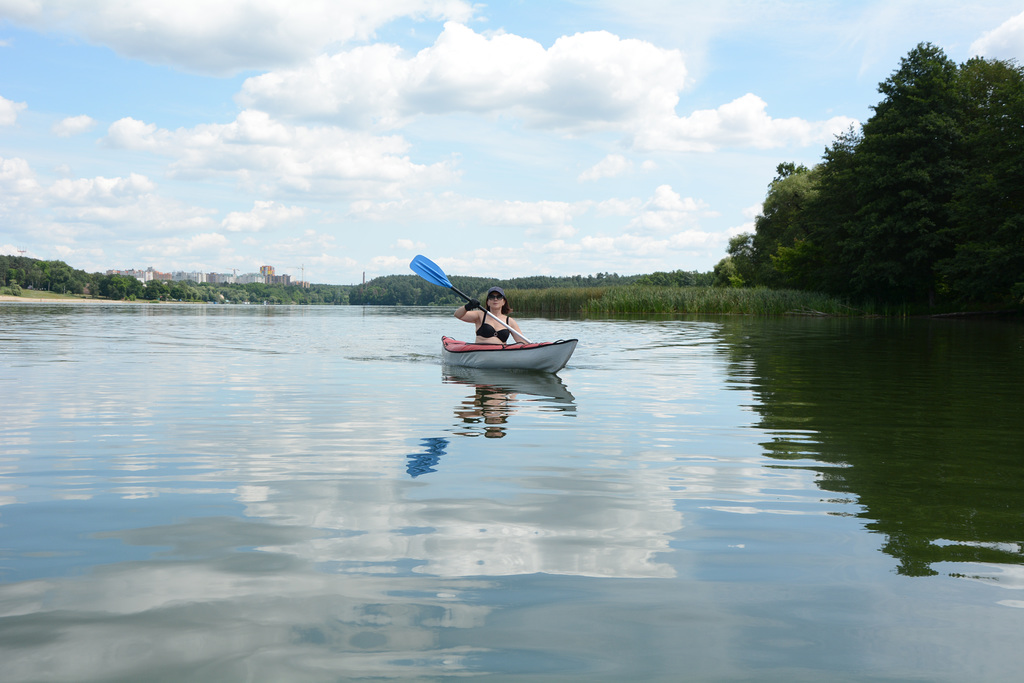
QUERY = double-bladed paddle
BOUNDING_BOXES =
[410,254,533,343]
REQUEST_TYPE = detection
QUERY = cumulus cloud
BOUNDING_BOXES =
[0,94,27,125]
[579,154,633,182]
[103,110,456,195]
[0,155,216,241]
[627,185,711,233]
[635,93,859,152]
[350,192,586,239]
[0,0,476,75]
[971,10,1024,60]
[52,114,97,137]
[238,22,851,153]
[394,238,426,250]
[47,172,156,205]
[221,200,306,233]
[239,23,689,133]
[0,156,42,196]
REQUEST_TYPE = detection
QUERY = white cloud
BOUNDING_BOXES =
[0,0,476,75]
[741,203,762,221]
[971,10,1024,60]
[132,232,232,266]
[238,22,852,153]
[627,185,710,234]
[578,154,633,182]
[0,155,217,242]
[47,172,156,205]
[635,93,859,153]
[0,156,42,196]
[0,94,27,125]
[221,200,306,233]
[350,192,586,239]
[239,22,689,134]
[103,110,456,196]
[52,114,97,137]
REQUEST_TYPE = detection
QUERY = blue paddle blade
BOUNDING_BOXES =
[410,254,452,289]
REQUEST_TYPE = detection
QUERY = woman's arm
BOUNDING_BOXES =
[455,301,483,322]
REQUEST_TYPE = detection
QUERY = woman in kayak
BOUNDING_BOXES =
[455,286,527,344]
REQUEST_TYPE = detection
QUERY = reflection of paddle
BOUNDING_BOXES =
[410,254,533,344]
[406,437,448,477]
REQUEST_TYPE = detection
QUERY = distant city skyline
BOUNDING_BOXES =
[105,264,307,287]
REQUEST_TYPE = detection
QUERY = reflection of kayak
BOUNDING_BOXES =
[443,366,576,406]
[441,336,578,373]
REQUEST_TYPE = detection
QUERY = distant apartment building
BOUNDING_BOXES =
[172,271,208,283]
[106,267,171,283]
[106,264,299,286]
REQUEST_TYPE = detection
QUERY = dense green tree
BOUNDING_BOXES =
[849,43,962,302]
[774,127,863,292]
[937,57,1024,302]
[747,163,819,287]
[635,269,714,287]
[745,44,1023,307]
[98,274,143,300]
[712,255,743,288]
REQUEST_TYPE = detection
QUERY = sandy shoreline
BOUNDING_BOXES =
[0,295,112,303]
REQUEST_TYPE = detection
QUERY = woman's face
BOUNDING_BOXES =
[487,292,504,309]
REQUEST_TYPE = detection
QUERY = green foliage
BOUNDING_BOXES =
[731,44,1024,307]
[634,269,714,287]
[712,256,743,288]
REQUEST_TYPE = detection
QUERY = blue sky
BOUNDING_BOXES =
[2,1,1023,285]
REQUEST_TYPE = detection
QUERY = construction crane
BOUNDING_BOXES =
[292,264,307,288]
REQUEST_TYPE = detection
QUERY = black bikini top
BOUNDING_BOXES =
[477,316,512,343]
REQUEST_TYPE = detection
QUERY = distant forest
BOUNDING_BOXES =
[1,253,712,305]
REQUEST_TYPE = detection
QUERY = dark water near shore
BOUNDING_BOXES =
[1,303,1022,682]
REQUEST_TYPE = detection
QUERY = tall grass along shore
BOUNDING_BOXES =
[508,285,859,316]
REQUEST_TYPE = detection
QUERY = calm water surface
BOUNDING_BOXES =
[1,303,1022,682]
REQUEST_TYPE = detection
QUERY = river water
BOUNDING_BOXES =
[1,303,1022,682]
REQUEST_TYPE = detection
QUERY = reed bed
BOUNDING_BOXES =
[509,285,854,316]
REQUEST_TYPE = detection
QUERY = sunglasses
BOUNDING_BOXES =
[487,293,504,299]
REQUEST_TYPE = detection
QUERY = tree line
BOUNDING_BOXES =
[1,255,351,304]
[3,254,714,306]
[716,43,1024,307]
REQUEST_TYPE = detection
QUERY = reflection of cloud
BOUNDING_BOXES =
[0,552,493,681]
[249,474,680,579]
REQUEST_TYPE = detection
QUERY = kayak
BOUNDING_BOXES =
[441,336,578,373]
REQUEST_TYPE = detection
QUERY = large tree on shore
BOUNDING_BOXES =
[735,43,1024,305]
[843,42,961,302]
[937,57,1024,302]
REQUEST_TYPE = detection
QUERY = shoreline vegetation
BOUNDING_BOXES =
[4,288,1019,319]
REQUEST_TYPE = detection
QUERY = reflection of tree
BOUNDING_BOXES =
[718,317,1024,576]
